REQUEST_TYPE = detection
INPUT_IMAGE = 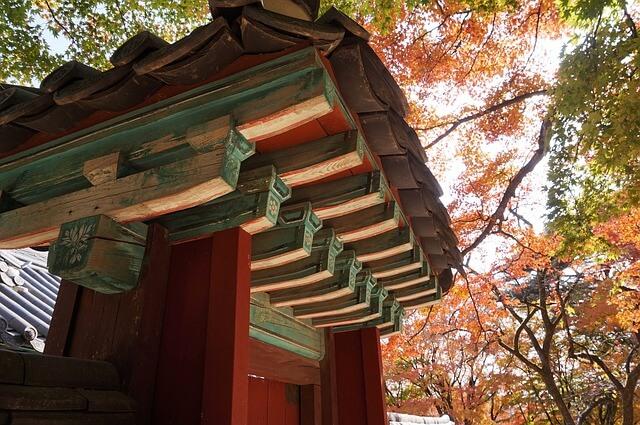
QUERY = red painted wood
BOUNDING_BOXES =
[320,332,338,425]
[153,238,212,425]
[202,227,251,425]
[360,328,387,425]
[301,385,322,425]
[333,328,387,425]
[44,280,79,356]
[249,377,269,425]
[268,380,286,425]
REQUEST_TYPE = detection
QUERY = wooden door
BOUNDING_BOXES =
[249,376,300,425]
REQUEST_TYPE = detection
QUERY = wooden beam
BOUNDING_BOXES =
[243,130,364,187]
[392,278,437,302]
[378,264,431,291]
[293,270,376,320]
[399,286,442,310]
[47,215,148,294]
[346,227,414,263]
[83,152,123,186]
[0,133,253,249]
[251,229,343,293]
[311,283,388,328]
[157,166,291,242]
[251,202,322,271]
[331,298,401,333]
[249,338,321,386]
[285,171,387,220]
[369,245,424,279]
[269,250,362,307]
[323,201,402,244]
[249,294,325,360]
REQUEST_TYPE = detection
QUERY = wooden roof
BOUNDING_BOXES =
[0,4,461,342]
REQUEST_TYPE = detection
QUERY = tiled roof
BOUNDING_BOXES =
[0,249,60,352]
[0,3,461,291]
[388,413,455,425]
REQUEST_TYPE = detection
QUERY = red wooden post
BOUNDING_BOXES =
[333,327,387,425]
[202,227,251,425]
[153,228,251,425]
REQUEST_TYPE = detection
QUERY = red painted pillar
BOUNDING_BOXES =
[203,228,251,425]
[153,228,251,425]
[333,327,387,425]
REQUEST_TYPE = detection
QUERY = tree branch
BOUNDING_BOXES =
[420,89,548,150]
[461,116,550,256]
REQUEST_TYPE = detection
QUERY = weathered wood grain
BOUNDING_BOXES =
[251,202,322,271]
[369,245,424,279]
[158,166,291,242]
[83,152,123,186]
[249,295,325,360]
[347,227,413,263]
[323,201,401,244]
[243,130,364,187]
[285,171,387,220]
[269,251,362,307]
[293,269,376,320]
[0,134,252,248]
[251,228,343,293]
[47,215,148,294]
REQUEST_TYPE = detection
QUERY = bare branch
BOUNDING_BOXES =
[461,116,550,256]
[419,89,548,150]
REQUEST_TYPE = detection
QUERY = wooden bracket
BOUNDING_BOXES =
[269,250,362,307]
[243,130,364,187]
[251,202,322,271]
[378,264,432,291]
[316,284,388,329]
[324,201,401,244]
[159,165,291,243]
[285,171,387,220]
[47,215,148,294]
[347,227,414,263]
[369,245,424,279]
[251,229,343,293]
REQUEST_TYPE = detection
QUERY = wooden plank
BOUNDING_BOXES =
[269,251,362,307]
[346,227,413,263]
[332,300,403,334]
[293,270,376,320]
[251,229,343,293]
[249,338,321,386]
[243,131,364,187]
[48,215,148,294]
[285,171,387,220]
[320,331,338,425]
[0,349,24,384]
[20,351,120,390]
[250,295,325,360]
[323,202,401,244]
[158,166,291,242]
[0,134,253,249]
[369,245,424,279]
[360,328,388,425]
[9,412,136,425]
[251,202,322,271]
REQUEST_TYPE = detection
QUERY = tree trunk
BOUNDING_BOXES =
[621,388,635,425]
[539,366,576,425]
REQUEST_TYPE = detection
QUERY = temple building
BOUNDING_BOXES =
[0,0,461,423]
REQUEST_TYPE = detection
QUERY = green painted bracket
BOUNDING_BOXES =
[284,171,388,220]
[251,229,344,293]
[251,202,322,269]
[159,165,291,242]
[48,215,148,294]
[249,295,325,361]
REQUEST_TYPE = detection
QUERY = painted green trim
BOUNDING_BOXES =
[249,296,324,360]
